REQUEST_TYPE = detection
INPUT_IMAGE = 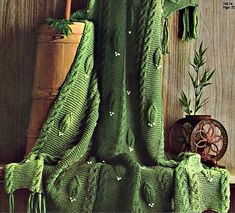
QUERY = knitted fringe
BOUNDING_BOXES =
[162,18,169,54]
[182,6,198,41]
[9,193,14,213]
[27,193,46,213]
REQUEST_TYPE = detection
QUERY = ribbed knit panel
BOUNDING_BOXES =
[93,0,128,160]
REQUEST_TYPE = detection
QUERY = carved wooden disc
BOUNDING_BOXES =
[190,119,228,162]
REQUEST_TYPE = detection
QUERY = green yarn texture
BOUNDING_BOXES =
[4,0,230,212]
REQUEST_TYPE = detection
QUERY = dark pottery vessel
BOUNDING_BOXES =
[169,115,228,167]
[185,115,211,127]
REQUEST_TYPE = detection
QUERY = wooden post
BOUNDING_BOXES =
[65,0,72,20]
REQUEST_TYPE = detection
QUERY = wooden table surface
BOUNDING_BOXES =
[229,168,235,184]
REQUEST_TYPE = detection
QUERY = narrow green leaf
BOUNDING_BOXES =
[67,25,73,34]
[207,69,215,81]
[180,91,187,103]
[45,18,73,36]
[188,72,196,87]
[179,91,191,115]
[201,97,209,105]
[203,82,212,87]
[201,47,208,56]
[199,41,203,52]
[194,57,199,66]
[70,10,87,21]
[190,62,197,70]
[62,29,67,36]
[200,71,207,85]
[198,60,206,68]
[195,97,209,113]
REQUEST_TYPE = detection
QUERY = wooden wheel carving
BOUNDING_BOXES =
[190,119,228,162]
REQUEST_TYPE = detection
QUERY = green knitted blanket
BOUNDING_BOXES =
[4,0,230,212]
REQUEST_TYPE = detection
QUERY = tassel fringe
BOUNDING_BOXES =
[27,193,34,213]
[9,193,14,213]
[162,18,169,54]
[182,6,198,41]
[42,194,47,213]
[162,6,198,51]
[27,192,46,213]
[192,6,198,39]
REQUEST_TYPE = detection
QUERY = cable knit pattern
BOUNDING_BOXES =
[188,171,200,212]
[82,164,102,213]
[31,158,44,193]
[136,0,150,71]
[4,164,15,194]
[220,169,230,212]
[3,0,230,212]
[175,164,190,212]
[139,0,156,129]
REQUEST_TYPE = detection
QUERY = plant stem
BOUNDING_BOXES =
[194,67,199,115]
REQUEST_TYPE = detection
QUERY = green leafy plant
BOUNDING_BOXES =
[70,10,87,21]
[179,42,215,115]
[46,18,73,36]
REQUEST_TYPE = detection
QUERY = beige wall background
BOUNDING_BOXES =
[0,0,234,168]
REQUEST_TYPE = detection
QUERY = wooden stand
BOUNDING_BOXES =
[25,23,85,155]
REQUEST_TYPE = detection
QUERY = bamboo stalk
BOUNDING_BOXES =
[65,0,72,20]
